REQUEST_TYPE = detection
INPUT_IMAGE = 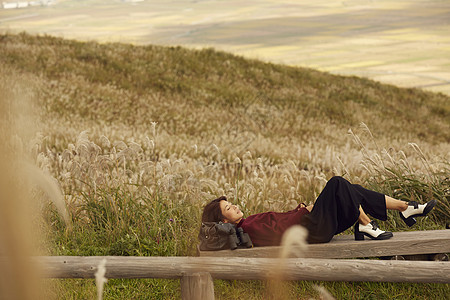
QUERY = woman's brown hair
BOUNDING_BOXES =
[201,196,227,223]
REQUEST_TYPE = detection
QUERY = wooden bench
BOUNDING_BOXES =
[198,229,450,260]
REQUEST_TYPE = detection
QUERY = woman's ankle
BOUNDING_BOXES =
[398,201,409,212]
[358,219,370,226]
[385,196,408,211]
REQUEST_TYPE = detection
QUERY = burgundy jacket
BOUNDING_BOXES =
[236,205,310,246]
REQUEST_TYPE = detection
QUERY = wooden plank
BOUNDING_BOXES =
[180,272,215,300]
[32,256,450,283]
[199,230,450,259]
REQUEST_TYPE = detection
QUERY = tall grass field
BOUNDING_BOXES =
[0,33,449,299]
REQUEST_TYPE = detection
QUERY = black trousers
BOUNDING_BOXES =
[299,176,387,244]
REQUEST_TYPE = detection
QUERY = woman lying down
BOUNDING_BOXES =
[201,176,437,246]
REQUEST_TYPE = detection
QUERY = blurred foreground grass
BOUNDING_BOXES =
[0,33,449,299]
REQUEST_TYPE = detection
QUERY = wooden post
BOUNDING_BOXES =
[181,272,214,300]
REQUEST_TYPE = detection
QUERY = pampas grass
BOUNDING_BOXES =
[95,258,108,300]
[279,225,308,259]
[0,68,43,300]
[0,63,70,300]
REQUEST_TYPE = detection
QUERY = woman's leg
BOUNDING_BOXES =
[300,176,392,243]
[301,176,436,243]
[358,207,371,225]
[356,205,393,240]
[385,196,408,211]
[359,196,407,224]
[300,176,381,243]
[359,195,436,229]
[385,195,437,227]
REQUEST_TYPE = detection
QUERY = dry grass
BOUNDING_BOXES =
[0,67,44,299]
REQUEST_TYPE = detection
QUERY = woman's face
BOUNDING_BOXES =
[219,200,243,224]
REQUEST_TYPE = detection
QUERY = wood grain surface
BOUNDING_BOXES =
[31,255,450,283]
[199,230,450,259]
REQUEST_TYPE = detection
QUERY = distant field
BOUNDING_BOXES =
[1,0,450,95]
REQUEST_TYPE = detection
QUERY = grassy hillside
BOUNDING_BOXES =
[0,33,449,299]
[1,33,449,143]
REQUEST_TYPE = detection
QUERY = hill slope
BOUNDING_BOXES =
[1,33,449,147]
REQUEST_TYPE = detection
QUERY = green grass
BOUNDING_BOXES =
[43,279,450,299]
[1,32,449,299]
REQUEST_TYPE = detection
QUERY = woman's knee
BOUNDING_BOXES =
[327,176,346,186]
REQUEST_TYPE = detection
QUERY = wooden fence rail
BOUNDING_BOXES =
[199,229,450,259]
[34,256,450,284]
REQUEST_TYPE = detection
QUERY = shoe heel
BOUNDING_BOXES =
[355,232,365,241]
[404,217,416,227]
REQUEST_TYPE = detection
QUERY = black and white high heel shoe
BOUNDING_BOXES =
[400,199,437,227]
[354,220,393,241]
